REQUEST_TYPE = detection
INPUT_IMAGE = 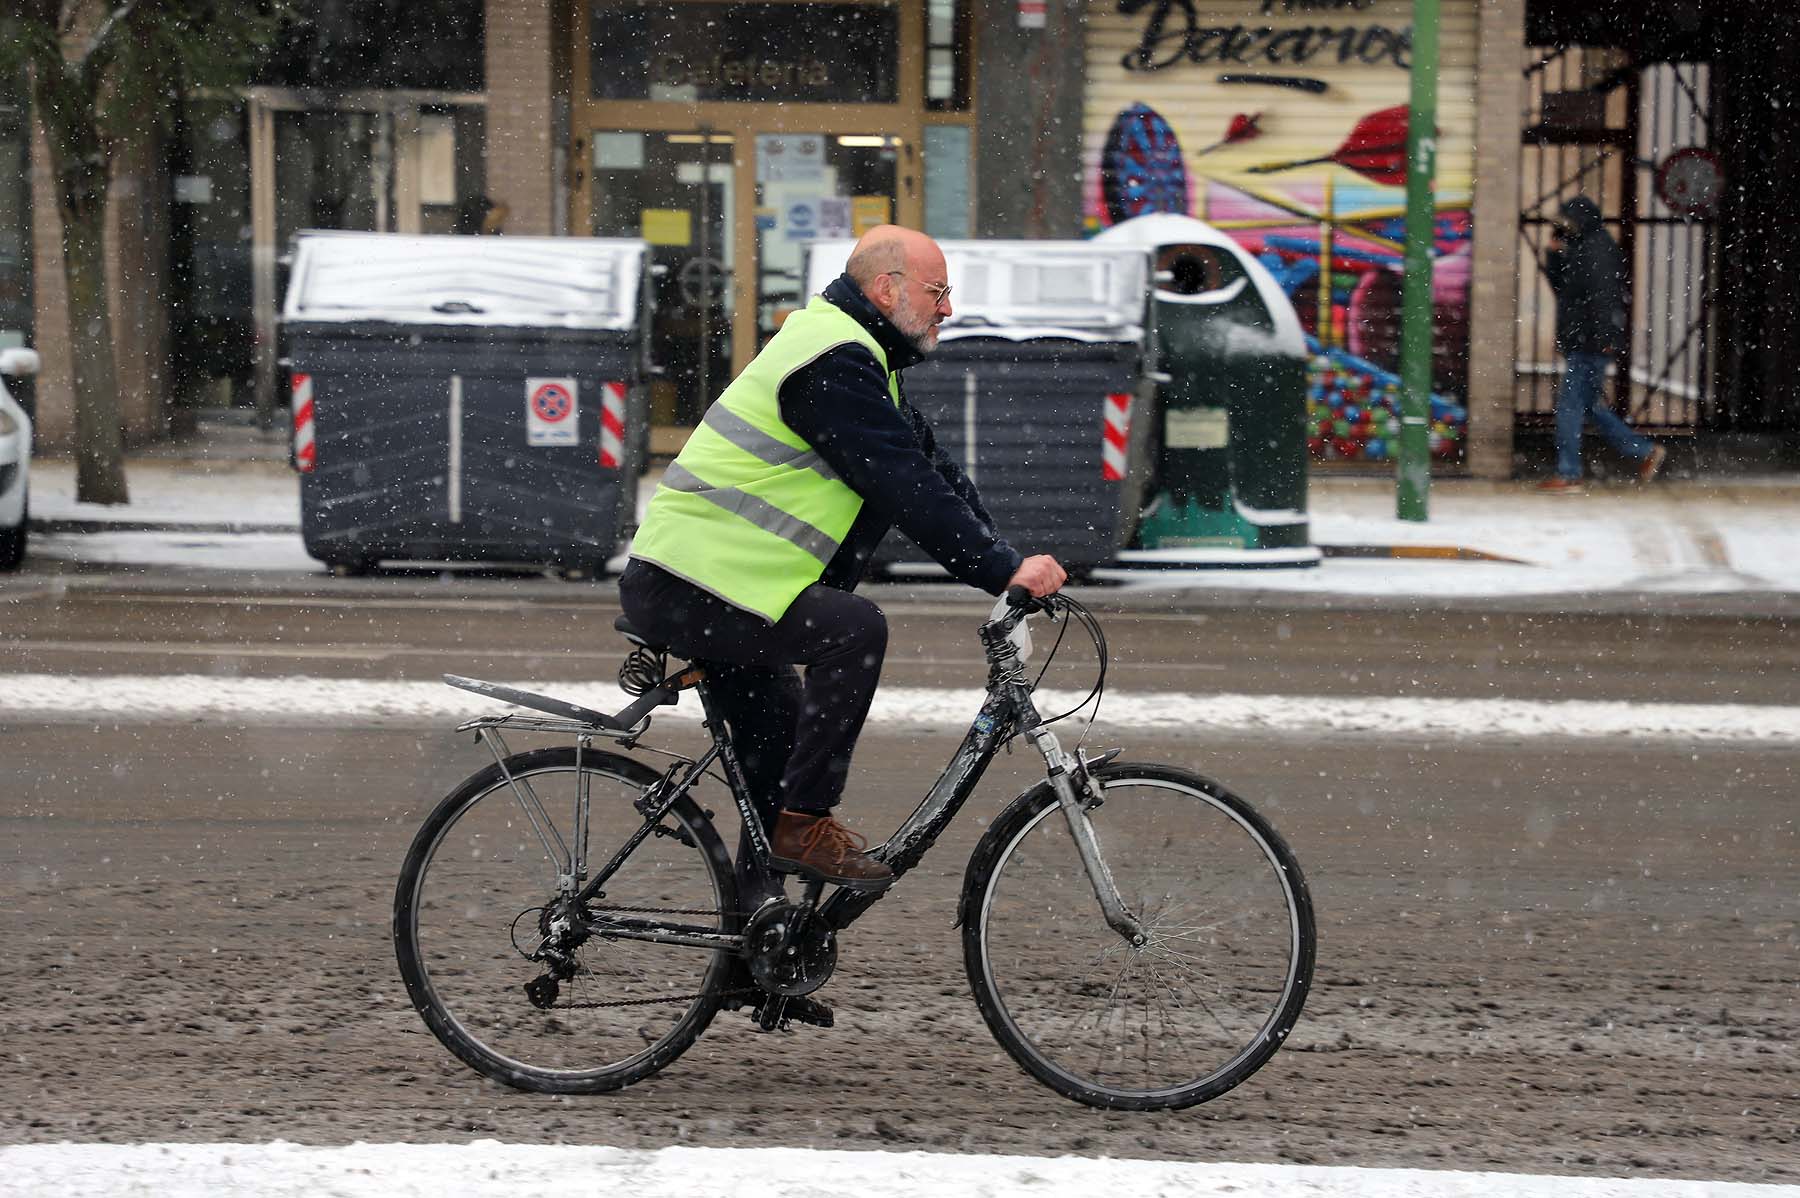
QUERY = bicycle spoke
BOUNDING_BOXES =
[397,752,733,1093]
[970,769,1312,1109]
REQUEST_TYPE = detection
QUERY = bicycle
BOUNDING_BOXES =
[393,588,1315,1111]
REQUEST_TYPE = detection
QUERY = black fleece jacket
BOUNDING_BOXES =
[1545,196,1626,356]
[780,275,1021,594]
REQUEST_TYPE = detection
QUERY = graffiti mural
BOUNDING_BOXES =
[1085,0,1478,466]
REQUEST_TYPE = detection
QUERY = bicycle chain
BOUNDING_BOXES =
[539,903,759,1010]
[589,903,753,917]
[546,986,757,1011]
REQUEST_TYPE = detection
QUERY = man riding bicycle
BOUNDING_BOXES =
[619,224,1066,893]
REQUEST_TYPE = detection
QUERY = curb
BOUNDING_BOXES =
[31,519,1522,566]
[32,518,300,535]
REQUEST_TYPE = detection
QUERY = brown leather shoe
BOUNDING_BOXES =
[1639,444,1667,483]
[769,811,895,891]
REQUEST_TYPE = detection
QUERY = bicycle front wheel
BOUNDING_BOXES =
[394,746,737,1094]
[962,762,1314,1111]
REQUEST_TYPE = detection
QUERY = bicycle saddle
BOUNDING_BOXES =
[613,613,666,652]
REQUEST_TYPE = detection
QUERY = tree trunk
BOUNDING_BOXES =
[34,69,130,506]
[61,199,130,504]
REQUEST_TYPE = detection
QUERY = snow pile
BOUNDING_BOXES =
[3,673,1797,743]
[2,1142,1791,1198]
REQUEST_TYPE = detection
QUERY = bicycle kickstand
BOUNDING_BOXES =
[756,995,789,1031]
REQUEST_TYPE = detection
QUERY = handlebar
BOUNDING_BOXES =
[1005,584,1056,615]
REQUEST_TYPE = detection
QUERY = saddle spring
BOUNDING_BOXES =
[618,645,669,697]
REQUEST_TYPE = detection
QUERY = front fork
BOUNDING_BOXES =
[1022,724,1145,946]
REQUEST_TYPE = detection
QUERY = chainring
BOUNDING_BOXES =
[743,901,838,997]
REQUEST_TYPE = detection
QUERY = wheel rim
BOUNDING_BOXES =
[404,764,727,1082]
[977,774,1308,1102]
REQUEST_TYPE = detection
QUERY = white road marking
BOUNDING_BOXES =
[0,1142,1790,1198]
[1,673,1795,742]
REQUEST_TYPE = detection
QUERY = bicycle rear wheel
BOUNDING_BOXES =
[394,746,737,1094]
[962,762,1314,1111]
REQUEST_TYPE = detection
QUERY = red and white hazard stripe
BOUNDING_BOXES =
[292,373,316,473]
[1102,392,1130,481]
[599,381,626,470]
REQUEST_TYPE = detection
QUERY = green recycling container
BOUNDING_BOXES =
[1095,214,1310,552]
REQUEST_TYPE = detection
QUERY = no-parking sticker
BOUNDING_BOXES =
[526,378,579,446]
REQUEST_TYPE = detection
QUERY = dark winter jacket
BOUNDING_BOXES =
[1544,196,1627,356]
[778,274,1022,595]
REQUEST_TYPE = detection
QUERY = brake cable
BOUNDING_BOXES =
[1016,594,1110,738]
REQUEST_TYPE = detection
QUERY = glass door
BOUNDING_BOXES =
[590,130,734,429]
[753,132,901,347]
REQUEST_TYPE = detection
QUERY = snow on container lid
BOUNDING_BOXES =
[282,232,647,331]
[803,240,1149,343]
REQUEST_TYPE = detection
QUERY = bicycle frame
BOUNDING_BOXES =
[457,601,1143,955]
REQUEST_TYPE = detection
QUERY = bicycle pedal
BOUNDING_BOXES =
[781,994,834,1028]
[749,993,833,1031]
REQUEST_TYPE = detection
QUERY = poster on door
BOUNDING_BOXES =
[526,378,579,446]
[784,198,820,242]
[757,134,826,185]
[818,197,853,240]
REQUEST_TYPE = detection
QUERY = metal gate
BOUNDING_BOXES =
[1516,48,1716,436]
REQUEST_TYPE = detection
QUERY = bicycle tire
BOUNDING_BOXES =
[961,762,1314,1111]
[394,745,737,1094]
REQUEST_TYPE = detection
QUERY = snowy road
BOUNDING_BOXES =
[4,716,1793,1189]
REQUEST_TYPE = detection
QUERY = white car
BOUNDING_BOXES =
[0,346,40,571]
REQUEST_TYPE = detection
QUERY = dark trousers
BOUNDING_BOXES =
[617,560,887,835]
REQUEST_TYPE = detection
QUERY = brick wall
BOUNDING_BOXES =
[28,120,72,448]
[1466,0,1527,479]
[485,0,558,236]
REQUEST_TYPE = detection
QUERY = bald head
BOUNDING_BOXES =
[845,225,952,353]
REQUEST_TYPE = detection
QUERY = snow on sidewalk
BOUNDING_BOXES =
[2,1142,1791,1198]
[27,457,1800,597]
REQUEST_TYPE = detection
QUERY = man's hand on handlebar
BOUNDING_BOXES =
[1007,554,1067,599]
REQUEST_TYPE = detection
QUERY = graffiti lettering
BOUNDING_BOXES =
[1118,0,1411,72]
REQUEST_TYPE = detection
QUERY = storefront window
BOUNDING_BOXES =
[170,99,255,403]
[923,124,970,238]
[257,0,484,91]
[588,1,900,104]
[925,0,971,111]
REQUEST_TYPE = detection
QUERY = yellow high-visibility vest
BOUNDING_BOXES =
[630,294,901,623]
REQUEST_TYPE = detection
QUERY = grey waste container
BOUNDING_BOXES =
[803,239,1151,574]
[283,232,652,576]
[1094,214,1311,554]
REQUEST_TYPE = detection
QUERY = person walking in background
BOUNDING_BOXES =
[1536,195,1665,494]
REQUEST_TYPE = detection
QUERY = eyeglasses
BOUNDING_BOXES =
[885,270,952,306]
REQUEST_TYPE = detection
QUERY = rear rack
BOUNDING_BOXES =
[443,673,677,737]
[452,712,645,739]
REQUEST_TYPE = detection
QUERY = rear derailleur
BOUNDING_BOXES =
[522,897,590,1010]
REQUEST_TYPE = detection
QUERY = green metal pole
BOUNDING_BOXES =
[1397,0,1440,522]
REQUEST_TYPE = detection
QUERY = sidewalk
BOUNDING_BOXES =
[23,420,1800,608]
